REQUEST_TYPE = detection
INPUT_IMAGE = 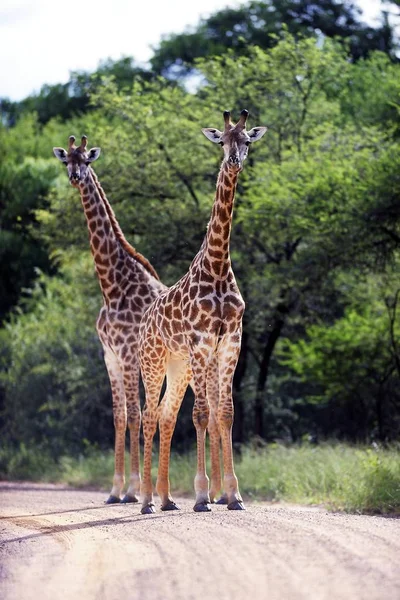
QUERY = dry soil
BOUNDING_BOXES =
[0,482,399,600]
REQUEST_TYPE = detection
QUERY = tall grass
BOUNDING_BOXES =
[235,443,400,513]
[1,442,399,514]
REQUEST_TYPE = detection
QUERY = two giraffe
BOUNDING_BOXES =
[53,136,166,504]
[53,110,266,511]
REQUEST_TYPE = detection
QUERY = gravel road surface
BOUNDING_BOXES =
[1,482,399,600]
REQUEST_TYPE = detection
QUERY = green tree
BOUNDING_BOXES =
[279,272,400,440]
[151,0,396,78]
[1,253,111,454]
[0,114,60,321]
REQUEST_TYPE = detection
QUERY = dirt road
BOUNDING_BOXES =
[0,482,399,600]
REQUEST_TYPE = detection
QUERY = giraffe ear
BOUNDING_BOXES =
[86,147,101,163]
[53,147,68,163]
[247,127,268,143]
[202,128,223,144]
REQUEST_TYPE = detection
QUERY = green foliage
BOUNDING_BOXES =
[338,51,400,130]
[1,30,400,458]
[0,115,60,320]
[279,272,400,439]
[0,442,59,481]
[236,443,400,513]
[151,0,397,78]
[1,254,111,454]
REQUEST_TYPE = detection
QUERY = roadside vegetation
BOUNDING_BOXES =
[1,443,399,514]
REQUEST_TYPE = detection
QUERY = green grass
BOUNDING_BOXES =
[235,443,400,514]
[1,442,399,514]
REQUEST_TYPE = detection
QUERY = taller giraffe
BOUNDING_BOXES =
[53,135,166,504]
[139,110,267,514]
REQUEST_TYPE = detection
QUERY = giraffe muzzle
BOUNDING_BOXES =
[228,155,242,171]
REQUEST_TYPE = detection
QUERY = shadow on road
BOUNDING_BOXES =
[1,510,178,544]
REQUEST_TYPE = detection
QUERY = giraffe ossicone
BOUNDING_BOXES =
[53,135,166,505]
[139,110,267,514]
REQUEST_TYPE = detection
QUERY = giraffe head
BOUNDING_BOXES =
[53,135,101,186]
[202,110,267,172]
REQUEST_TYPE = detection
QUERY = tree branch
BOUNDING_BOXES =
[158,143,200,207]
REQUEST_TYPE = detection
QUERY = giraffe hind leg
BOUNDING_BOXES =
[121,360,141,503]
[103,348,127,505]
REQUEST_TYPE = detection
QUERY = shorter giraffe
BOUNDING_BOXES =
[139,110,267,513]
[53,136,166,504]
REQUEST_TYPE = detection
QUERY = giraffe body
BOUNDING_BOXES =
[139,111,267,513]
[53,136,166,503]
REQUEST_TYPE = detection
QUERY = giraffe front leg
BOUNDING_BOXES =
[122,361,141,504]
[208,412,223,503]
[139,331,167,515]
[141,406,158,514]
[156,357,191,511]
[103,350,126,504]
[157,409,180,512]
[191,349,213,512]
[193,418,211,512]
[207,355,226,504]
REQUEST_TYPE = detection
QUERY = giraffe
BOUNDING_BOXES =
[139,110,267,514]
[53,135,166,504]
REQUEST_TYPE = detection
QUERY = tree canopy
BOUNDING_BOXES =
[151,0,397,77]
[1,4,400,457]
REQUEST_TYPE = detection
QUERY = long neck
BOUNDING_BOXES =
[201,162,238,280]
[78,169,159,302]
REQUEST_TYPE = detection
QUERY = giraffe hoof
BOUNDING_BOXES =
[215,494,228,505]
[141,503,156,515]
[105,495,121,504]
[121,494,139,504]
[227,500,246,510]
[161,501,180,511]
[193,501,212,513]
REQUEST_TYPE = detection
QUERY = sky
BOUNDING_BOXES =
[0,0,385,101]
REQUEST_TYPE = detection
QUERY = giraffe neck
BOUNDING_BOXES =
[78,168,158,303]
[200,162,238,280]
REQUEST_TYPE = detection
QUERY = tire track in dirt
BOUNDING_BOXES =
[263,506,400,589]
[2,515,74,549]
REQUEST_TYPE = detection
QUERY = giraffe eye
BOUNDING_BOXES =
[245,141,250,146]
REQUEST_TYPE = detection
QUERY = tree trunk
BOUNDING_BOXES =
[376,391,384,441]
[232,325,249,444]
[254,316,285,439]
